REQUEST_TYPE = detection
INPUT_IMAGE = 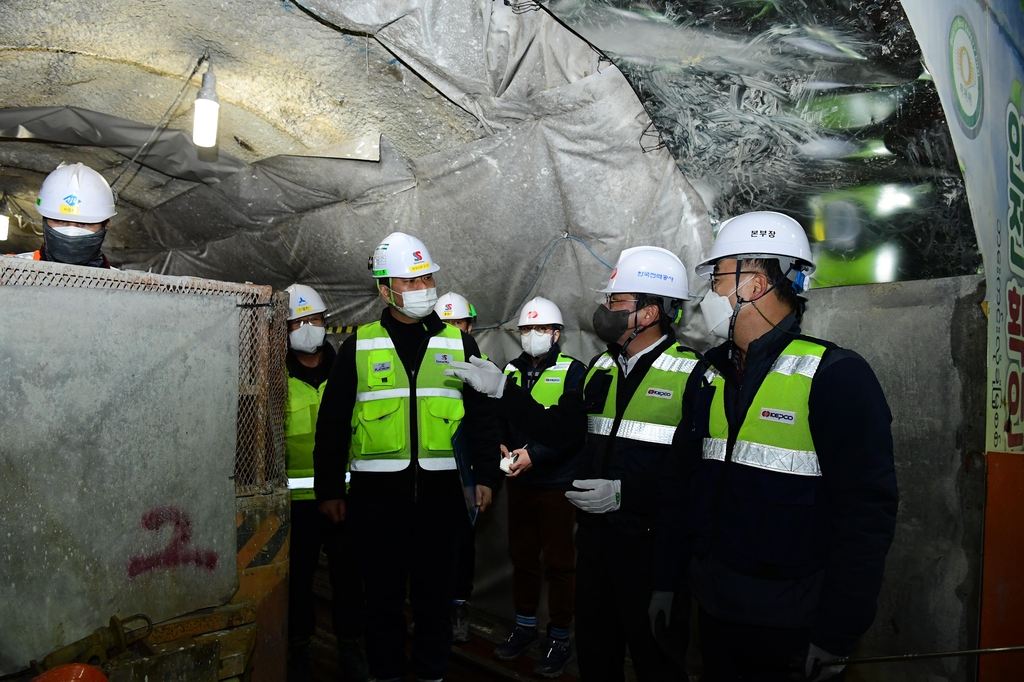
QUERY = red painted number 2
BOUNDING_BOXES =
[127,506,218,578]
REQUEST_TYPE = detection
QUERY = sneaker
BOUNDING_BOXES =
[337,639,373,682]
[533,637,572,678]
[287,645,314,682]
[452,602,470,643]
[493,625,539,661]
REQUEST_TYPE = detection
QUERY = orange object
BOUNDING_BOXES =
[32,664,108,682]
[979,451,1024,680]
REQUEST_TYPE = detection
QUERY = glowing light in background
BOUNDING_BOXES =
[875,246,898,282]
[876,185,913,215]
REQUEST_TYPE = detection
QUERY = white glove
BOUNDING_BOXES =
[565,479,621,513]
[804,643,844,681]
[443,356,506,398]
[648,590,673,636]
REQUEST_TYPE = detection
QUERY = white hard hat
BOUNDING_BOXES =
[598,246,689,301]
[285,283,327,321]
[36,162,116,224]
[695,211,815,278]
[435,292,476,320]
[368,232,441,278]
[518,297,563,326]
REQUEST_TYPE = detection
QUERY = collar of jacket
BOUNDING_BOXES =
[706,313,799,384]
[604,328,677,364]
[378,305,446,337]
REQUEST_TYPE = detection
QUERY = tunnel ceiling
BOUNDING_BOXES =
[0,0,483,254]
[0,0,981,291]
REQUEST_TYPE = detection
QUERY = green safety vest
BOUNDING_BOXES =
[349,321,466,472]
[285,374,327,501]
[586,345,702,445]
[504,353,575,407]
[703,339,826,477]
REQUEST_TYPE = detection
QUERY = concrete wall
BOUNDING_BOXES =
[802,274,987,682]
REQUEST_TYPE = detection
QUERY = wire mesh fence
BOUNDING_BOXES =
[0,256,287,496]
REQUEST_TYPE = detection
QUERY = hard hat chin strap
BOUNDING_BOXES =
[619,303,660,359]
[383,277,398,307]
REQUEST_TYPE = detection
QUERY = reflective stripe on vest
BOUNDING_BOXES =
[703,339,826,477]
[702,437,821,476]
[287,476,315,490]
[355,387,463,402]
[584,345,698,444]
[587,416,676,445]
[288,471,351,491]
[349,321,465,472]
[504,353,576,408]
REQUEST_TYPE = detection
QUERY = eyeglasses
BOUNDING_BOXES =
[604,295,640,307]
[709,270,760,290]
[519,325,556,335]
[287,316,326,331]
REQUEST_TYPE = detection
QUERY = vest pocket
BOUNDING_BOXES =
[356,398,405,455]
[419,397,465,452]
[285,404,313,436]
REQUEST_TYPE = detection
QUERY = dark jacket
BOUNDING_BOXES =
[687,315,898,655]
[501,343,587,490]
[312,308,502,504]
[503,330,706,551]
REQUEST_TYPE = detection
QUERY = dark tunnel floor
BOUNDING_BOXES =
[311,556,594,682]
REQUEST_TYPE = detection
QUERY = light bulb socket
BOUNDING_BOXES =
[197,66,219,103]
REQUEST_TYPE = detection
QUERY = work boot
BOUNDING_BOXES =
[533,636,572,678]
[452,601,470,643]
[287,644,314,682]
[493,625,539,661]
[337,639,372,682]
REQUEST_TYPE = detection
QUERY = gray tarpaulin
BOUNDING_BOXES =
[0,105,246,184]
[114,0,711,363]
[0,286,239,674]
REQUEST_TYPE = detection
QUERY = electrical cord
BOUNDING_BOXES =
[110,52,209,192]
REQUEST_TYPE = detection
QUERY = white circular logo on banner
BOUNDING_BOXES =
[949,15,983,138]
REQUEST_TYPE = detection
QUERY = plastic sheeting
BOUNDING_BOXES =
[0,286,240,674]
[0,106,246,184]
[117,0,711,362]
[545,0,980,287]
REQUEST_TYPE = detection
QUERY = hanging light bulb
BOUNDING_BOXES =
[0,195,9,241]
[192,60,220,148]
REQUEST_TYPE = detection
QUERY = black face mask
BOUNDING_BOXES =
[592,304,636,345]
[43,223,107,267]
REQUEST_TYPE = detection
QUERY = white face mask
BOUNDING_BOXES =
[50,225,96,237]
[699,275,754,339]
[289,323,326,354]
[521,330,553,358]
[393,287,438,320]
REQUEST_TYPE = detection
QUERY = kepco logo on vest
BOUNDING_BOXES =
[760,408,796,424]
[646,388,673,399]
